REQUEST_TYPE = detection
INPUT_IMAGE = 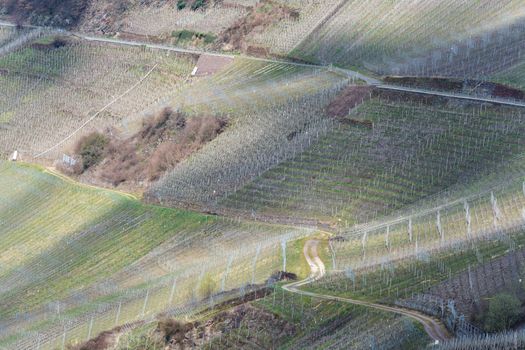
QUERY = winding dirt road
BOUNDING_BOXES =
[283,240,450,344]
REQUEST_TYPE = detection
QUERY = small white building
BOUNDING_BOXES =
[62,154,77,167]
[10,150,18,161]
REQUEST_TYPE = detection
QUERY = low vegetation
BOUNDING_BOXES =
[66,108,228,190]
[0,0,91,26]
[482,293,522,332]
[75,132,109,171]
[172,29,216,45]
[175,0,207,11]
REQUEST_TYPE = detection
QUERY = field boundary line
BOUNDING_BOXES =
[44,167,138,200]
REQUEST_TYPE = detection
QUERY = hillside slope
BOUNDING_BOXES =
[0,34,196,160]
[187,90,525,227]
[0,162,311,349]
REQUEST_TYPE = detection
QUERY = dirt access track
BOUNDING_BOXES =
[283,240,451,344]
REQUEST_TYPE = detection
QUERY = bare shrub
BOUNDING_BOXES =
[56,159,83,176]
[156,319,194,344]
[219,0,299,53]
[147,116,227,181]
[139,107,174,142]
[69,108,228,189]
[74,132,109,172]
[101,140,145,186]
[147,142,179,181]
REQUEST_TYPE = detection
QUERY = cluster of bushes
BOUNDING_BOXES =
[176,0,206,11]
[74,132,109,172]
[172,29,216,45]
[0,0,91,27]
[481,293,523,332]
[146,110,227,181]
[472,292,524,333]
[67,108,228,189]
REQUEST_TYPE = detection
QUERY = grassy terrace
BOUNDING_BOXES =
[0,162,313,349]
[220,91,525,226]
[492,59,525,91]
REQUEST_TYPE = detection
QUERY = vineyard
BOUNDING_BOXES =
[148,62,347,208]
[0,162,315,349]
[217,91,525,225]
[291,0,525,78]
[2,1,525,349]
[0,34,196,160]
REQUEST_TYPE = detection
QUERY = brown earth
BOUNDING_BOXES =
[154,304,296,349]
[218,0,299,55]
[326,85,375,118]
[193,54,233,76]
[325,85,375,129]
[384,76,525,101]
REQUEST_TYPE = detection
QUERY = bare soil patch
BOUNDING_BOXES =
[384,76,525,101]
[193,54,233,76]
[326,85,375,118]
[218,0,299,55]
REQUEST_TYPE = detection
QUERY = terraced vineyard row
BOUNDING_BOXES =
[254,286,428,349]
[310,180,525,347]
[330,174,525,272]
[251,0,342,55]
[492,60,525,91]
[219,91,525,225]
[172,58,346,114]
[149,74,348,208]
[0,162,311,349]
[291,0,525,77]
[0,37,196,160]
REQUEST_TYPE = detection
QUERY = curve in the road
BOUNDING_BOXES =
[283,240,451,344]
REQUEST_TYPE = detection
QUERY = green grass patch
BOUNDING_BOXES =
[172,29,216,45]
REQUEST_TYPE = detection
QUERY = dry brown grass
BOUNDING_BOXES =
[69,108,228,189]
[219,0,299,53]
[67,326,122,350]
[147,115,227,181]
